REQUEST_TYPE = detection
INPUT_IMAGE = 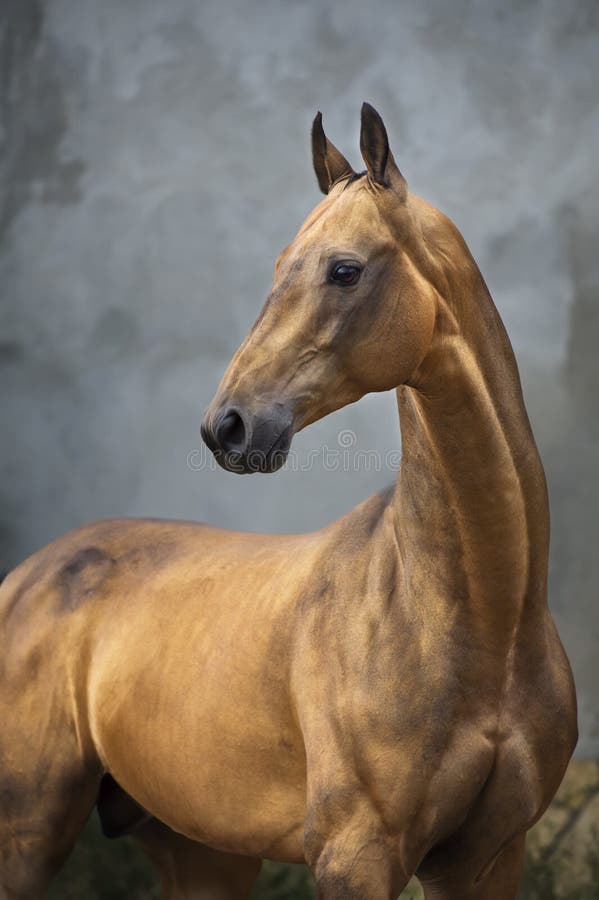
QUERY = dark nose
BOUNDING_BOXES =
[202,403,293,474]
[214,409,248,455]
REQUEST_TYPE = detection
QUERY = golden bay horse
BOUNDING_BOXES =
[0,104,577,899]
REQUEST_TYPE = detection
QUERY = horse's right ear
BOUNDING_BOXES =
[360,103,407,199]
[311,112,355,195]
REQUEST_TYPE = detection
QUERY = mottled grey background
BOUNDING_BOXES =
[1,0,598,754]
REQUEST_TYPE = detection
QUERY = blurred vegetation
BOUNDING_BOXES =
[251,860,315,899]
[46,812,599,900]
[47,814,158,900]
[518,832,599,899]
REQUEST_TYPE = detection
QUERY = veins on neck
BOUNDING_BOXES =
[391,243,549,634]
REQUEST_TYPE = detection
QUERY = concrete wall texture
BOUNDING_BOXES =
[1,0,598,754]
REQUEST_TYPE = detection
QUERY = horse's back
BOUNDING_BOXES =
[0,516,305,629]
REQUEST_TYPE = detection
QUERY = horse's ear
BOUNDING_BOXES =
[311,112,355,195]
[360,103,407,199]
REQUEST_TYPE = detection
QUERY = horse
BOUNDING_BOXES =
[0,104,577,900]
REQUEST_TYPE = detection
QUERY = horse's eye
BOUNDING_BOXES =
[329,263,362,286]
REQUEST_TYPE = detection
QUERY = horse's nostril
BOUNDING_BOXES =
[200,420,213,450]
[216,410,247,453]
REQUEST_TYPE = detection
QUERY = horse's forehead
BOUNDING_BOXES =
[293,187,387,254]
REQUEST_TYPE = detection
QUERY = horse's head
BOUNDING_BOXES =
[202,104,439,473]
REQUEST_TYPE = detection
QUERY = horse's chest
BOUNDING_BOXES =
[334,662,568,865]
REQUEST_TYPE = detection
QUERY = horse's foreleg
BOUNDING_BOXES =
[311,841,407,900]
[305,816,409,900]
[132,818,262,900]
[419,834,526,900]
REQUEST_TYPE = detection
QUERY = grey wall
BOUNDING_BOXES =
[1,0,598,754]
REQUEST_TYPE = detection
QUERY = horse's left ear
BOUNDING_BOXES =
[312,112,355,194]
[360,103,407,199]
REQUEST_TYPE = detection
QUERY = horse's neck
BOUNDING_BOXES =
[392,262,549,644]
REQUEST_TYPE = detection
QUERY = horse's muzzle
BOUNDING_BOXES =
[201,404,294,474]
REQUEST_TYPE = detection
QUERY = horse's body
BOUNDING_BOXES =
[0,106,576,899]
